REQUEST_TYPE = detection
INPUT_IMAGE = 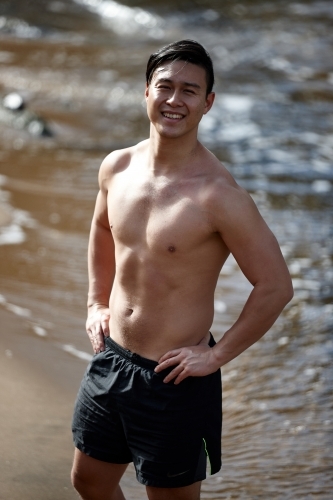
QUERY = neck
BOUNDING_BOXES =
[148,125,201,175]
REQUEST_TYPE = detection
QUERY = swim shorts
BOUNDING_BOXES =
[72,334,222,488]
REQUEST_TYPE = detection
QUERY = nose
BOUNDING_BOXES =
[166,90,183,107]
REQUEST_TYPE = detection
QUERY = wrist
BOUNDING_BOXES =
[211,343,232,369]
[87,302,109,313]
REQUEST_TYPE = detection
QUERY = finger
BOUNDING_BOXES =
[95,334,105,352]
[94,329,105,352]
[157,349,182,365]
[155,354,181,373]
[173,368,190,385]
[89,325,105,353]
[86,328,96,348]
[162,365,184,384]
[89,331,98,351]
[158,350,180,364]
[100,313,110,336]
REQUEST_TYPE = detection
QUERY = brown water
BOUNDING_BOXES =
[0,0,332,498]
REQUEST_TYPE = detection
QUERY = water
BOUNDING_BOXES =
[0,0,332,498]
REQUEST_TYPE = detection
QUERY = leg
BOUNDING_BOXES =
[146,481,201,500]
[71,448,128,500]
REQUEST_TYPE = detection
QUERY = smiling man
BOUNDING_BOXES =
[71,40,293,500]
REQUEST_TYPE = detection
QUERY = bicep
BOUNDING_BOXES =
[88,191,115,268]
[216,191,289,287]
[93,150,124,230]
[91,189,110,230]
[89,190,114,260]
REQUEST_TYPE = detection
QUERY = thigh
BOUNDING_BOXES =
[72,448,128,499]
[146,481,201,500]
[72,349,133,464]
[127,374,211,488]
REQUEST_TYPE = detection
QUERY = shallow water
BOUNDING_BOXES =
[0,0,332,498]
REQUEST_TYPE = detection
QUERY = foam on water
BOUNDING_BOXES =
[0,15,42,38]
[61,343,93,362]
[4,302,31,318]
[32,325,48,337]
[0,176,37,246]
[0,223,26,245]
[74,0,165,38]
[200,94,260,145]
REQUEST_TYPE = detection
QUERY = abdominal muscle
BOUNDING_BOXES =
[108,274,217,361]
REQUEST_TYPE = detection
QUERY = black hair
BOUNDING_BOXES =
[146,39,214,96]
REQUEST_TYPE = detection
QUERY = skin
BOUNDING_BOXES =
[72,60,294,500]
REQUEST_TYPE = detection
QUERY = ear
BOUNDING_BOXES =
[204,92,215,114]
[145,83,149,99]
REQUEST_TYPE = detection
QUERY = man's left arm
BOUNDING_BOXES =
[155,184,294,384]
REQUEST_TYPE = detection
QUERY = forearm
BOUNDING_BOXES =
[87,220,115,312]
[213,281,293,367]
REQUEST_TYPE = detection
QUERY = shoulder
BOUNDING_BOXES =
[200,153,262,234]
[199,148,250,207]
[209,173,256,215]
[98,140,148,190]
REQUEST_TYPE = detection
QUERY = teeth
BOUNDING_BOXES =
[163,112,182,119]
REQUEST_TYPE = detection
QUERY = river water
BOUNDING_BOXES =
[0,0,332,498]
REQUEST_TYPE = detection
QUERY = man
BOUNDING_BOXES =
[71,40,293,500]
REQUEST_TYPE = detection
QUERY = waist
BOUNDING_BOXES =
[105,336,158,370]
[105,333,216,371]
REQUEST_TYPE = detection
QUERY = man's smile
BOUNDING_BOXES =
[162,112,184,120]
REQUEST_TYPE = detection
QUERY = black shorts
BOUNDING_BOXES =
[72,334,222,488]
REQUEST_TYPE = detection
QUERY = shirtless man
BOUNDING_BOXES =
[71,40,293,500]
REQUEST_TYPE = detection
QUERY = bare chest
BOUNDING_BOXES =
[107,174,212,252]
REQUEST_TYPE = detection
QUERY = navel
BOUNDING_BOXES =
[168,245,176,253]
[125,308,133,316]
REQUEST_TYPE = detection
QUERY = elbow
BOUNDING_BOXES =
[279,278,294,307]
[263,276,294,310]
[285,282,294,305]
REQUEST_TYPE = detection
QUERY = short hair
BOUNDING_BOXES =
[146,39,214,96]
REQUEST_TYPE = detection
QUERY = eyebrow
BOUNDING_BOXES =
[154,77,201,90]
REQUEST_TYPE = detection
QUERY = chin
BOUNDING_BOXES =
[157,124,186,138]
[160,131,185,140]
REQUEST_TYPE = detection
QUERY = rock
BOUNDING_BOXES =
[0,93,52,136]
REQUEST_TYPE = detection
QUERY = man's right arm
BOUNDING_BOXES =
[86,160,115,354]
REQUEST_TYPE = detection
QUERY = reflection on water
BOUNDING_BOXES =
[0,0,332,498]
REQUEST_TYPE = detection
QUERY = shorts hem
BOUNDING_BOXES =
[136,472,207,488]
[74,440,131,465]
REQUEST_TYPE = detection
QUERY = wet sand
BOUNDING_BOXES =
[0,306,147,500]
[0,209,140,500]
[0,203,12,226]
[0,307,79,500]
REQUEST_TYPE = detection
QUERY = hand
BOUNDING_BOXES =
[86,307,110,354]
[154,343,220,385]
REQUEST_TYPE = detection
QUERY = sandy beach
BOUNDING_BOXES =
[0,307,80,500]
[0,305,147,500]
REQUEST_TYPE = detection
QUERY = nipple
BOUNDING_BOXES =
[168,245,176,253]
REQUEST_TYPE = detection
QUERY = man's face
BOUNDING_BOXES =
[145,60,215,139]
